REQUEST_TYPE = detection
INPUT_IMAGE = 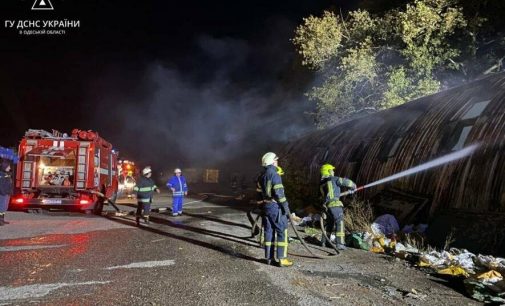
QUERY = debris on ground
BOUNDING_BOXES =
[291,209,505,303]
[371,214,399,236]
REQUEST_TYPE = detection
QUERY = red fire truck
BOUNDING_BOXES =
[10,129,119,214]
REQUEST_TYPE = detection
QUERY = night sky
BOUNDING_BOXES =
[0,0,349,171]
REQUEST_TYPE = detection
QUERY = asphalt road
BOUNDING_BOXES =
[0,192,479,305]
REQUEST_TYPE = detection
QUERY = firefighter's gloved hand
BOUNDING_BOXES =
[280,202,290,216]
[348,188,357,195]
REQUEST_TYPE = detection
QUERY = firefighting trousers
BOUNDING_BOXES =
[325,206,345,245]
[136,202,151,217]
[172,196,183,214]
[263,202,289,260]
[0,195,9,213]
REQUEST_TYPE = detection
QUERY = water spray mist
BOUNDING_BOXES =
[341,143,479,196]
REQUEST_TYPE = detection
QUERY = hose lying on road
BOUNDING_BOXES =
[90,191,123,214]
[247,208,339,258]
[288,213,340,258]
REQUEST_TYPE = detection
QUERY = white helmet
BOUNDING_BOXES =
[174,168,182,173]
[142,167,152,176]
[261,152,278,166]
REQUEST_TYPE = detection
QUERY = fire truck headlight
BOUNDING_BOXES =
[79,199,90,205]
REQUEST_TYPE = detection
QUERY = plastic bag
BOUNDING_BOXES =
[437,265,470,277]
[371,214,399,236]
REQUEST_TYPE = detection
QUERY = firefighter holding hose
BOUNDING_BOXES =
[257,152,293,267]
[134,166,160,226]
[319,164,357,250]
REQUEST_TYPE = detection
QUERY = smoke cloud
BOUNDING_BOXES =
[89,19,315,172]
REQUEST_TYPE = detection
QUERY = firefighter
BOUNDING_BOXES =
[249,166,284,238]
[257,152,293,267]
[319,163,357,250]
[134,166,160,225]
[0,161,13,226]
[166,168,188,216]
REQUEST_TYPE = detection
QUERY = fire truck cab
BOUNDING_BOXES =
[10,129,119,214]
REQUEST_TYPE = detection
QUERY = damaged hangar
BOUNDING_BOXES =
[282,72,505,255]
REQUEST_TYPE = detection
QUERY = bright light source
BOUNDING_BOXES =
[39,163,45,169]
[15,198,24,204]
[125,183,134,188]
[79,199,89,205]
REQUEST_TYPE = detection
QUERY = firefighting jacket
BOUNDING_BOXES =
[0,171,13,196]
[320,176,356,208]
[134,176,158,203]
[166,175,188,196]
[257,165,290,214]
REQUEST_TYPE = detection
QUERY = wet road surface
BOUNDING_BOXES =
[1,193,292,305]
[0,192,479,305]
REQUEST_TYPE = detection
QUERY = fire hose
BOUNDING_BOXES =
[90,191,124,214]
[248,206,342,259]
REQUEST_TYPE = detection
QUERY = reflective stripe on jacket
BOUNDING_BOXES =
[257,165,288,205]
[166,175,188,196]
[134,176,158,201]
[320,176,356,207]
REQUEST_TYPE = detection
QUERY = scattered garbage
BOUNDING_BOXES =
[371,214,400,236]
[349,232,371,251]
[339,210,505,303]
[464,277,505,303]
[292,210,505,303]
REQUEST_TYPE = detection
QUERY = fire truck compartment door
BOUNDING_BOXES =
[27,147,75,158]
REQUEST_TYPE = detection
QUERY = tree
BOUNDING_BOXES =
[293,0,470,128]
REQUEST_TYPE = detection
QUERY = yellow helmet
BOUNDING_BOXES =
[320,164,335,177]
[276,166,284,176]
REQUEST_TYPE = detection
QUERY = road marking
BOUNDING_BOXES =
[105,260,175,270]
[0,281,110,301]
[0,244,67,252]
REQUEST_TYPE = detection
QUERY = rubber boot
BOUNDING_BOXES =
[277,258,294,267]
[336,244,347,250]
[143,215,150,225]
[0,214,4,226]
[135,215,140,226]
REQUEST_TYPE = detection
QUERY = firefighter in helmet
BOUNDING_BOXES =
[166,168,188,216]
[249,165,285,238]
[257,152,293,267]
[319,163,357,250]
[134,166,160,225]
